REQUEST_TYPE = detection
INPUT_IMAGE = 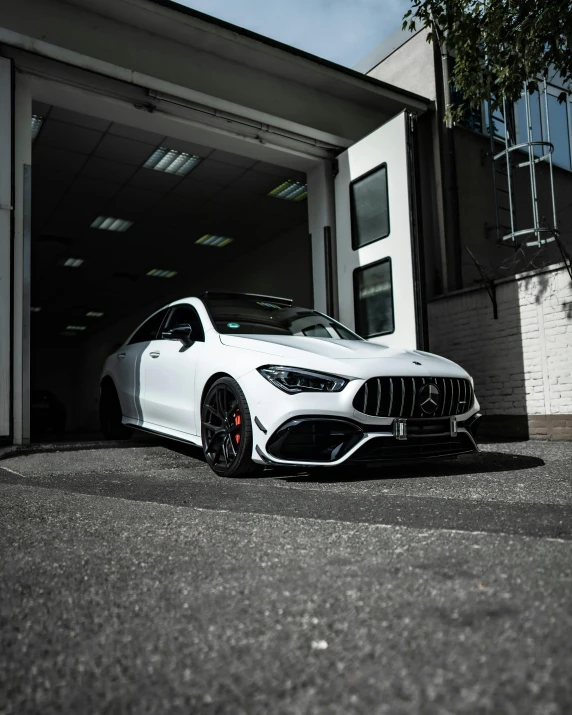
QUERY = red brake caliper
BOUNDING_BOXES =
[234,411,241,444]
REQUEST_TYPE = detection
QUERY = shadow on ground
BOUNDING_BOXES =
[277,451,545,483]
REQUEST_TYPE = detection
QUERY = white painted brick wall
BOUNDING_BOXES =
[428,265,572,416]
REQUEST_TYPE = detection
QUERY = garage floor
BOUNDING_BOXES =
[1,440,571,713]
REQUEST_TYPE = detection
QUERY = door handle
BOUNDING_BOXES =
[117,353,126,360]
[150,351,161,358]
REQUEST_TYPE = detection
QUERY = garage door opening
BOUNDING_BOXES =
[30,102,311,440]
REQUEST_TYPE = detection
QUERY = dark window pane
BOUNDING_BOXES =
[354,259,394,337]
[546,93,571,170]
[163,304,205,341]
[484,99,506,139]
[517,92,544,157]
[128,308,168,345]
[351,164,389,249]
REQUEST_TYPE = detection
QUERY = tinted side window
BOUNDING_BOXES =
[163,304,205,342]
[351,163,390,250]
[127,309,169,345]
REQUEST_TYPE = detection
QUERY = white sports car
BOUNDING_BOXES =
[100,292,481,477]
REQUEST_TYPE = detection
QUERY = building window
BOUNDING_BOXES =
[353,258,394,338]
[514,87,572,171]
[350,164,390,250]
[454,77,572,171]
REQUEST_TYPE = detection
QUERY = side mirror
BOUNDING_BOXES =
[163,323,193,345]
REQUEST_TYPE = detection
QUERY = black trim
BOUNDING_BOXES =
[323,226,338,319]
[353,257,395,338]
[266,417,363,462]
[350,162,390,250]
[254,417,267,434]
[348,431,477,463]
[255,445,272,464]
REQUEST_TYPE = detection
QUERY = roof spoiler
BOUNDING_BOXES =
[201,291,293,305]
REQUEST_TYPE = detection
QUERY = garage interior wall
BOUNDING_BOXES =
[27,91,316,436]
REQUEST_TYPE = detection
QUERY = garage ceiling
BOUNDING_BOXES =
[31,102,308,343]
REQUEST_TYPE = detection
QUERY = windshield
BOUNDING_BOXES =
[201,294,363,340]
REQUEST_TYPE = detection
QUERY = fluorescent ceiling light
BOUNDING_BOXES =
[30,306,42,313]
[63,258,84,268]
[146,269,177,278]
[31,115,44,141]
[66,325,86,331]
[195,234,233,248]
[268,180,307,201]
[143,147,201,175]
[86,311,104,318]
[91,216,134,232]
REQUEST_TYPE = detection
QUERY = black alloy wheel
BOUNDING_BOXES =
[99,382,133,440]
[201,377,255,477]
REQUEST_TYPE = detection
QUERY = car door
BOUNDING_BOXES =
[113,308,170,422]
[141,303,206,436]
[334,110,426,350]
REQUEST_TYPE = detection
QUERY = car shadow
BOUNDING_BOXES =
[275,450,545,483]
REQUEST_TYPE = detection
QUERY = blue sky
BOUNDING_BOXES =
[175,0,410,68]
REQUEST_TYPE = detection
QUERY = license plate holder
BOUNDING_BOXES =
[393,418,407,441]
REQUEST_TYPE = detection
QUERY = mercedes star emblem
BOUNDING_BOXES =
[419,383,441,414]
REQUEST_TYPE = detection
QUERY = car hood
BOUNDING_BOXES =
[218,334,469,379]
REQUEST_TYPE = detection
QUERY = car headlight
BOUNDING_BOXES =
[257,365,348,394]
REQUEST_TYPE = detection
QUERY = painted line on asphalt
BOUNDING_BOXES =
[0,465,26,478]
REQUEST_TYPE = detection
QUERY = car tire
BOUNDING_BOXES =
[201,377,256,477]
[99,382,133,440]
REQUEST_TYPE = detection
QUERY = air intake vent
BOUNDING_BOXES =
[353,377,474,418]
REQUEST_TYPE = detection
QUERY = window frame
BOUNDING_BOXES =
[127,308,170,346]
[353,257,395,339]
[350,162,391,251]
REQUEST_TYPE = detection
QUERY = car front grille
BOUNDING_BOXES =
[353,376,474,418]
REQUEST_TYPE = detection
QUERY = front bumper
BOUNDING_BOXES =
[254,413,480,467]
[240,369,481,468]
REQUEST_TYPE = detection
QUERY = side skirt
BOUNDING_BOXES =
[127,422,202,448]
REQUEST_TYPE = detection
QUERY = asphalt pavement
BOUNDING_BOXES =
[1,438,571,714]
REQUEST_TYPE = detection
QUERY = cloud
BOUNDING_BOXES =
[174,0,410,67]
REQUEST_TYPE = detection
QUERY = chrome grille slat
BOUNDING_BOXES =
[388,378,394,417]
[364,382,369,413]
[410,378,416,417]
[400,378,405,417]
[376,378,382,417]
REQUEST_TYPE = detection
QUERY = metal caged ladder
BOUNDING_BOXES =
[490,80,558,248]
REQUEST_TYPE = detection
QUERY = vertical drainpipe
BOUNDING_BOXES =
[436,37,463,291]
